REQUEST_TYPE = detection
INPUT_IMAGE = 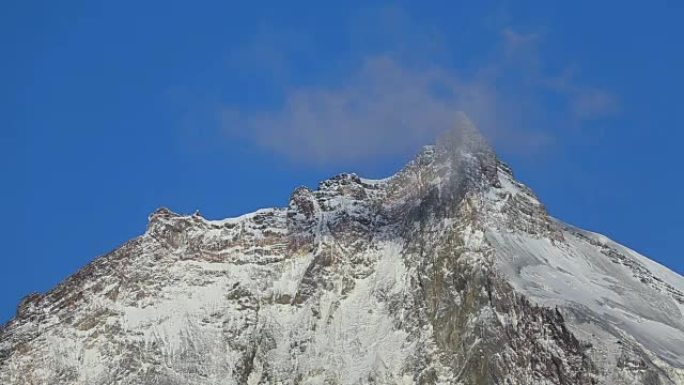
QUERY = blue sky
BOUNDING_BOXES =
[2,1,683,323]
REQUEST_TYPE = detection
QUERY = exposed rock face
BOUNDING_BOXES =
[1,122,683,384]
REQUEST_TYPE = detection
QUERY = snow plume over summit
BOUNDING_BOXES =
[2,124,683,385]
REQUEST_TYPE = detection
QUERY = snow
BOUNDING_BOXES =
[486,200,684,368]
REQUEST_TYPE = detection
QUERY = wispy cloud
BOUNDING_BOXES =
[223,56,499,163]
[219,8,619,165]
[498,28,619,121]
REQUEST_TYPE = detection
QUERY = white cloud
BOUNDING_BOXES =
[222,55,556,164]
[219,15,618,165]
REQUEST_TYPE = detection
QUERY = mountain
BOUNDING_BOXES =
[2,121,683,385]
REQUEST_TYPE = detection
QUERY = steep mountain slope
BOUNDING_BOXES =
[2,122,683,385]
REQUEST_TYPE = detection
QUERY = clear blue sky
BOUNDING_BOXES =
[2,1,683,323]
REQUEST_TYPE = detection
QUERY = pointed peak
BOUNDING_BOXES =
[435,112,492,157]
[402,113,496,174]
[393,113,500,192]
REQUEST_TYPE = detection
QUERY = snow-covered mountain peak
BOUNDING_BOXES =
[2,122,683,385]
